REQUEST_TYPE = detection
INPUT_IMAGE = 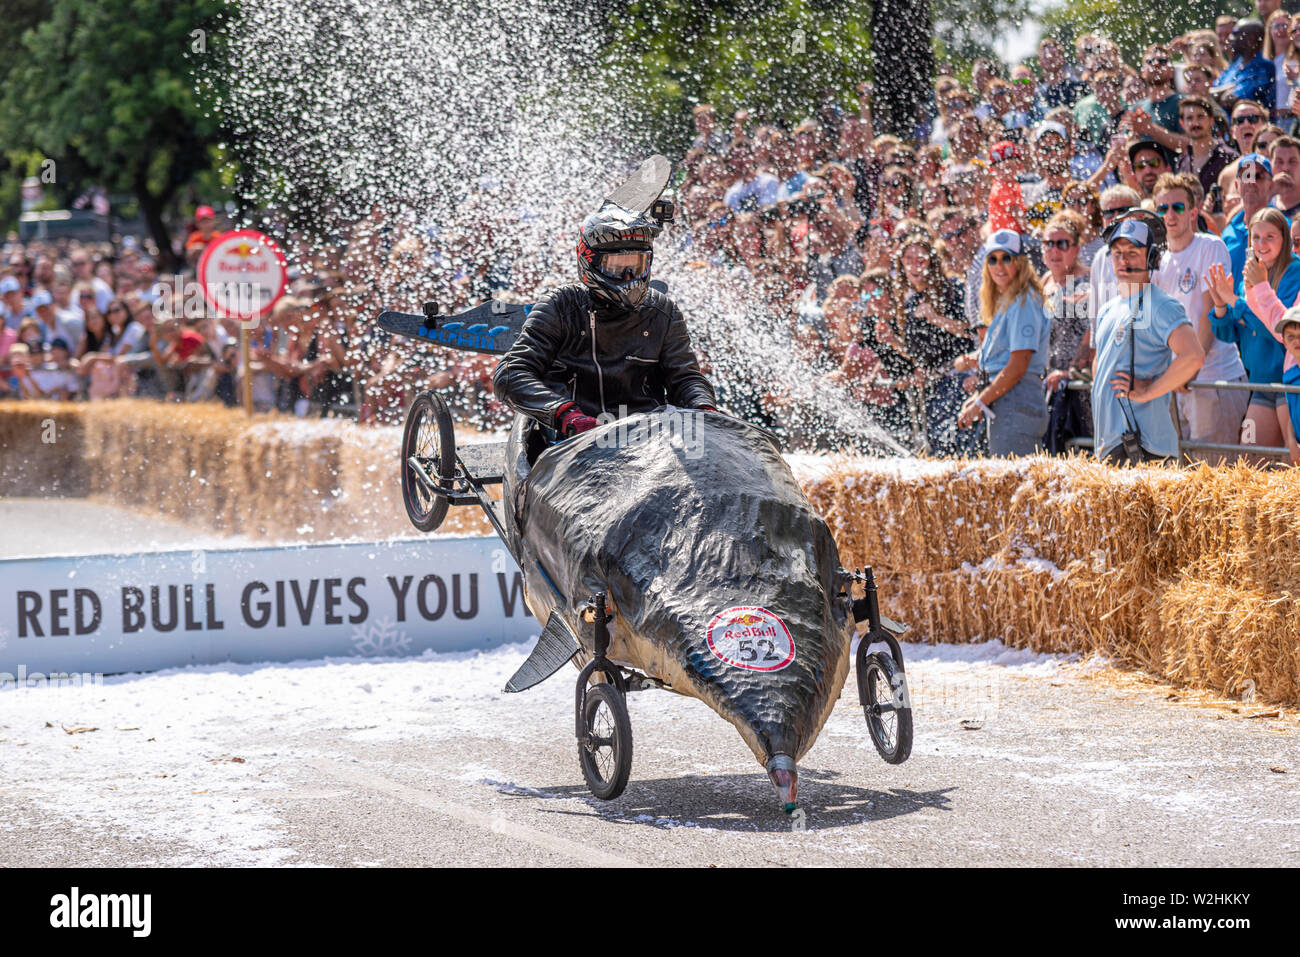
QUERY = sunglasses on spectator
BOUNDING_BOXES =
[1066,196,1093,210]
[940,224,971,241]
[987,252,1015,265]
[1012,77,1034,86]
[1145,56,1170,66]
[860,287,885,300]
[1101,205,1136,219]
[1156,202,1188,215]
[708,215,731,229]
[1133,158,1166,171]
[1233,113,1266,125]
[1041,238,1076,250]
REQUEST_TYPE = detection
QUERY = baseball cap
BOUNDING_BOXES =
[195,205,216,220]
[50,337,70,352]
[989,141,1021,164]
[1109,218,1154,248]
[1127,137,1172,166]
[30,289,53,308]
[0,276,21,294]
[984,229,1025,257]
[1239,152,1273,176]
[1031,121,1069,143]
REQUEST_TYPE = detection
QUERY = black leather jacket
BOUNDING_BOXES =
[491,284,716,428]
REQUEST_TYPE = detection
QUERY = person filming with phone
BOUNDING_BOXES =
[1091,213,1205,464]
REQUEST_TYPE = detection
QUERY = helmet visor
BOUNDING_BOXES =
[596,248,652,281]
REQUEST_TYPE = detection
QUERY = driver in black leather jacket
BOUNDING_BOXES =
[491,201,716,436]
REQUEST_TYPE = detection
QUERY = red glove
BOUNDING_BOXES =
[556,402,598,437]
[697,405,717,412]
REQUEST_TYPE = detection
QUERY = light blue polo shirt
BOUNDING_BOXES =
[979,290,1050,377]
[1091,283,1192,458]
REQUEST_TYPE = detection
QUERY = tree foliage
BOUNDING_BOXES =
[1039,0,1245,63]
[933,0,1036,64]
[0,0,228,264]
[599,0,871,152]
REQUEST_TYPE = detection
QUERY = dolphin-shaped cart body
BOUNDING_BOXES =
[502,408,853,775]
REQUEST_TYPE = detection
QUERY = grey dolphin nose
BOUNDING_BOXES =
[766,753,799,813]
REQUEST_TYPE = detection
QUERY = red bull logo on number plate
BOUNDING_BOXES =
[705,606,796,672]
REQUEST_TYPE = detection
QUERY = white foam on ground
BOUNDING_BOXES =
[0,636,1071,860]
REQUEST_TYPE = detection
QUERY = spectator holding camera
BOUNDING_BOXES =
[957,230,1050,455]
[1040,212,1094,452]
[1092,215,1204,464]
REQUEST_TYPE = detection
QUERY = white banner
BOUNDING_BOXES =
[0,537,537,676]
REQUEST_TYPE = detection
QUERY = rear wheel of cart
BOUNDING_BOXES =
[400,391,456,531]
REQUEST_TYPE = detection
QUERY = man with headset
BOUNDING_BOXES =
[1091,210,1206,464]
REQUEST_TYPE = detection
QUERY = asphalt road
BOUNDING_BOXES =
[2,639,1296,867]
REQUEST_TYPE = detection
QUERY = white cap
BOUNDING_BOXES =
[984,229,1024,257]
[1110,218,1152,248]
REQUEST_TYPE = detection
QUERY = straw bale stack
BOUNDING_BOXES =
[804,454,1300,706]
[1,400,491,540]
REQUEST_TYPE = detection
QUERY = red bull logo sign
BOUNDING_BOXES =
[198,228,288,327]
[705,605,795,672]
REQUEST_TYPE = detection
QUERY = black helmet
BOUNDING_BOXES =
[576,204,664,310]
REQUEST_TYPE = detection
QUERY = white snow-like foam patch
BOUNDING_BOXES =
[0,641,544,864]
[858,637,1072,675]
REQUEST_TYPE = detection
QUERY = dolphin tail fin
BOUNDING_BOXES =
[504,611,580,693]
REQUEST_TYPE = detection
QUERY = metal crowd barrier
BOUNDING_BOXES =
[1065,378,1299,460]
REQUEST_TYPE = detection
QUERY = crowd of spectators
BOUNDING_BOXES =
[4,5,1300,464]
[0,218,365,419]
[671,6,1300,464]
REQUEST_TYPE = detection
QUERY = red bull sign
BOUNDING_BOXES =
[705,605,795,672]
[198,229,288,327]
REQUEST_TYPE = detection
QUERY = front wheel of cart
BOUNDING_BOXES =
[578,683,633,800]
[859,648,913,764]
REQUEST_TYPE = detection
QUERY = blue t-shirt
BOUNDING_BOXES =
[1214,56,1276,111]
[1091,284,1192,458]
[979,290,1050,377]
[1221,210,1249,282]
